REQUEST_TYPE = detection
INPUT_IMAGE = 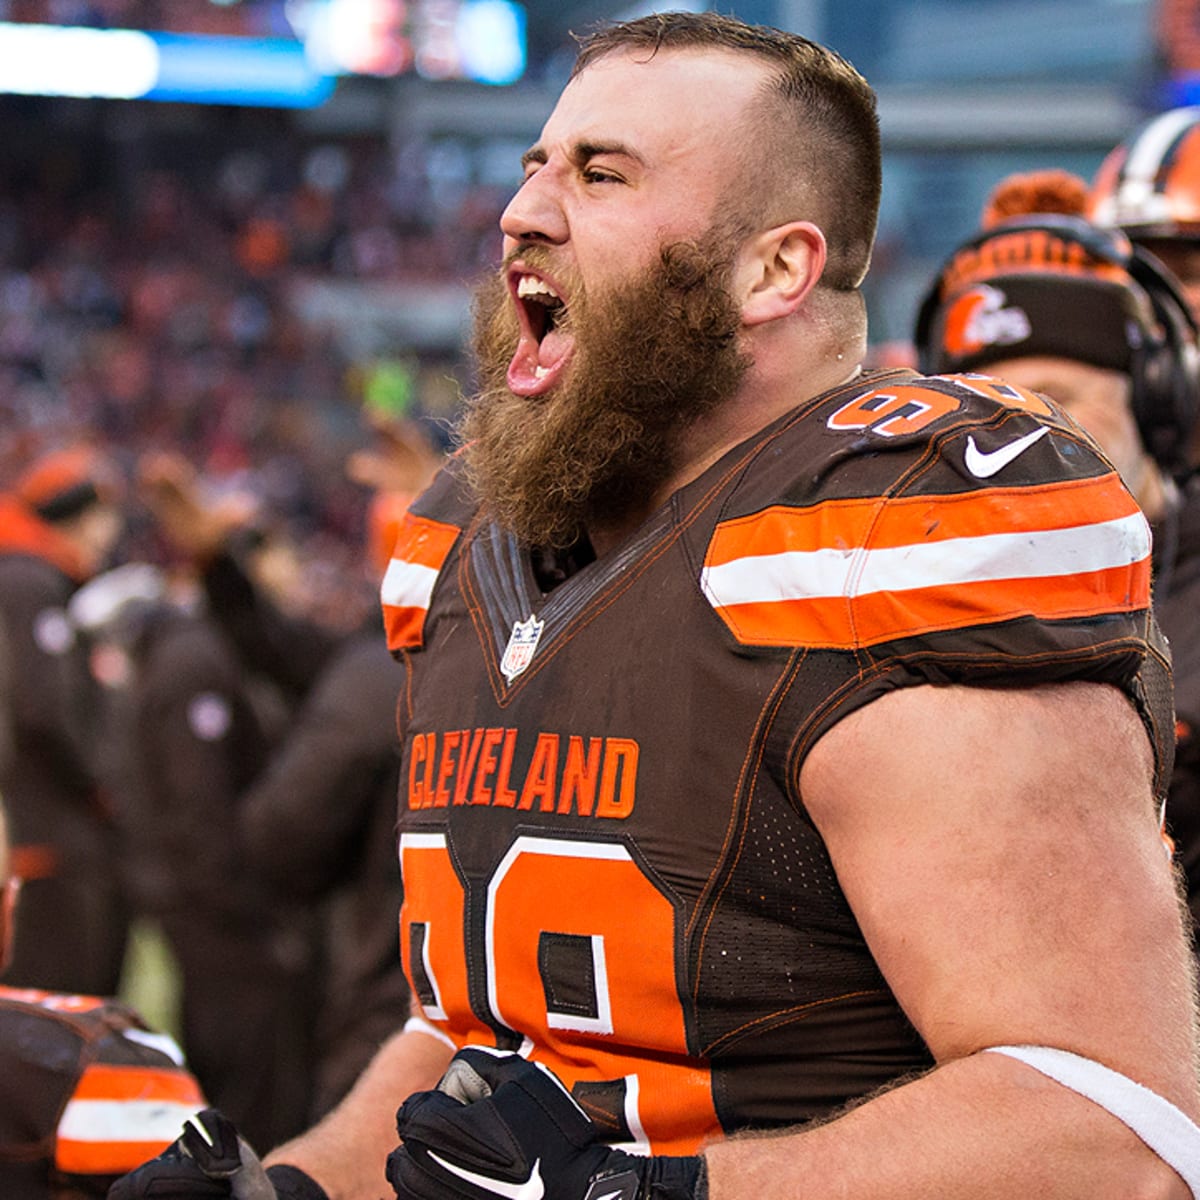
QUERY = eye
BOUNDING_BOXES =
[582,167,622,185]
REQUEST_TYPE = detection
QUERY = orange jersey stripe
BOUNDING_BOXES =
[704,474,1141,565]
[714,564,1147,648]
[57,1133,193,1177]
[56,1064,204,1175]
[702,474,1151,648]
[381,513,460,651]
[68,1063,199,1103]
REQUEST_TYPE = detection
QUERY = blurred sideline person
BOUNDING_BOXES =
[69,563,318,1151]
[1090,104,1200,468]
[112,12,1200,1200]
[914,168,1200,938]
[136,444,429,1118]
[0,446,129,995]
[1091,106,1200,324]
[0,796,207,1197]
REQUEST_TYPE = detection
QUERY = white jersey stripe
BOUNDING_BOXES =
[381,558,440,611]
[701,511,1151,607]
[57,1097,202,1144]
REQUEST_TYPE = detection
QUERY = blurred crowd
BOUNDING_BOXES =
[0,103,462,1168]
[0,0,297,36]
[0,102,505,629]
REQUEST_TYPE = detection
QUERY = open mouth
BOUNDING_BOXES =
[517,274,566,343]
[507,268,574,397]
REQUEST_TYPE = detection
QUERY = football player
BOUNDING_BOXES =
[111,12,1200,1200]
[1091,104,1200,471]
[69,561,320,1152]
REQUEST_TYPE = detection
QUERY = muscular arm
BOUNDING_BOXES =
[706,681,1199,1199]
[265,1026,454,1200]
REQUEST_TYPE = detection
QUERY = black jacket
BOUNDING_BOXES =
[203,545,411,1114]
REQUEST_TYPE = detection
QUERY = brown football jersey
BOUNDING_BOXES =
[0,986,205,1198]
[381,368,1173,1153]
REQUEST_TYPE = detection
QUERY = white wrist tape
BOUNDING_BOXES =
[403,1015,457,1050]
[985,1044,1200,1198]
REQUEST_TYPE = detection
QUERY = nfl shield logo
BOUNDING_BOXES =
[501,614,544,683]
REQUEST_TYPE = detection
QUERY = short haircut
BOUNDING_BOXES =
[571,11,881,291]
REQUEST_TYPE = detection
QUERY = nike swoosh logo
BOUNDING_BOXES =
[963,426,1050,478]
[428,1152,545,1200]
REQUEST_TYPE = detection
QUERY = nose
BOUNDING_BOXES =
[500,167,568,250]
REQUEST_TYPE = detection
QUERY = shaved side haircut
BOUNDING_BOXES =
[571,11,881,290]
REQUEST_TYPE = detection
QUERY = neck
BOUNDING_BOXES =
[587,290,868,558]
[588,358,865,559]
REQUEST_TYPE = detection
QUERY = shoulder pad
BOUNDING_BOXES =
[381,504,462,654]
[703,370,1149,650]
[821,371,1067,442]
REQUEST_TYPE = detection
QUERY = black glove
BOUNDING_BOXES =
[387,1048,707,1200]
[106,1109,326,1200]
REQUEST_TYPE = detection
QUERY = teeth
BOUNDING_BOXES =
[516,275,561,302]
[534,366,549,379]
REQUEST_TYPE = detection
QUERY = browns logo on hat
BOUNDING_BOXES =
[939,284,1030,360]
[916,172,1160,378]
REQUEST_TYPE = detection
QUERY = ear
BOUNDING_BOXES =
[737,221,827,327]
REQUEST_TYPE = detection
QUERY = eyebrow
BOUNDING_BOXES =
[520,140,646,171]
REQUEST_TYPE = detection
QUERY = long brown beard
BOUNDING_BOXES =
[458,233,750,549]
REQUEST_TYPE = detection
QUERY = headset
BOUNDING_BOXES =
[913,214,1200,473]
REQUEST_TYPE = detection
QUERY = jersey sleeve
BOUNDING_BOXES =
[380,464,468,656]
[54,1061,203,1187]
[700,372,1174,792]
[0,990,205,1196]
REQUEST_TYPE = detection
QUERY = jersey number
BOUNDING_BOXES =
[827,386,961,437]
[398,831,719,1152]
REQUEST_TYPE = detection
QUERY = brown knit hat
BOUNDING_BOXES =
[916,171,1157,377]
